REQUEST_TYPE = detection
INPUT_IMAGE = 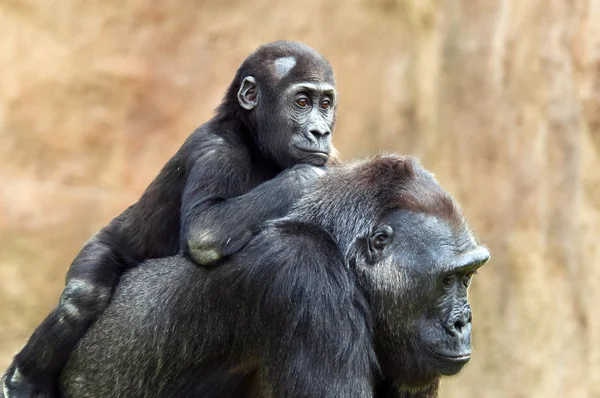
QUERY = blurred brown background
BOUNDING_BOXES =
[1,0,599,396]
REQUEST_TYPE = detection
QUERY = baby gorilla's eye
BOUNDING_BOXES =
[320,99,331,109]
[296,97,309,107]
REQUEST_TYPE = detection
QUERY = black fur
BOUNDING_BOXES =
[3,41,338,397]
[59,155,490,398]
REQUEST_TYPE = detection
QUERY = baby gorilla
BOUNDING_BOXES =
[3,41,338,397]
[60,155,490,398]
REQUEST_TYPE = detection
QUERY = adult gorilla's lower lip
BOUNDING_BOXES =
[433,352,471,363]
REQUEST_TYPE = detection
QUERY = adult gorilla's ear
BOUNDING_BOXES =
[237,76,259,110]
[367,225,394,264]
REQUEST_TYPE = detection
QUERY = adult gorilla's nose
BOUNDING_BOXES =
[445,304,473,336]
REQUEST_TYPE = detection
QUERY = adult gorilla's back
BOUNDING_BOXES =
[62,254,256,397]
[60,155,490,398]
[61,223,373,398]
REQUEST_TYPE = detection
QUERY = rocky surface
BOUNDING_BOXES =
[1,1,599,396]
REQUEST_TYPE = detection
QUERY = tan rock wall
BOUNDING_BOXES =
[1,1,599,396]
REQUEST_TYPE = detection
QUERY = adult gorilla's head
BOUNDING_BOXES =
[219,40,336,168]
[289,155,491,391]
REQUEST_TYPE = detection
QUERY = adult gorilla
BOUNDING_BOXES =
[60,155,490,398]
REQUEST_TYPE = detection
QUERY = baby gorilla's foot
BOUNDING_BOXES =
[3,365,55,398]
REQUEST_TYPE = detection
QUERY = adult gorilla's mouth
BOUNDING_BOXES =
[430,350,471,364]
[427,348,471,376]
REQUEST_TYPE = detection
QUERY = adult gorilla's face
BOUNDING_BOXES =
[358,209,490,387]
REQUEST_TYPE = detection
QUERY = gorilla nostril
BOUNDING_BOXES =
[310,129,330,137]
[454,318,466,332]
[447,307,472,334]
[449,308,472,334]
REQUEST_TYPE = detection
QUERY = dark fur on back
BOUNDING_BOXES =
[60,224,375,397]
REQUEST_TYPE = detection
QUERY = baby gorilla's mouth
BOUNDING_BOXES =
[295,147,329,157]
[293,146,330,165]
[304,151,329,161]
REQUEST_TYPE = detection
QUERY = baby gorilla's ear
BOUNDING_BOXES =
[367,225,394,264]
[237,76,259,110]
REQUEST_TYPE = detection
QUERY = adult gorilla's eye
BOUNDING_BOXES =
[373,233,388,246]
[463,271,476,287]
[442,275,453,287]
[296,97,309,107]
[320,99,331,109]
